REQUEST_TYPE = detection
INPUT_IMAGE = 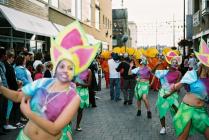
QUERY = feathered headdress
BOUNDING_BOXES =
[50,21,100,76]
[164,50,182,65]
[194,38,209,67]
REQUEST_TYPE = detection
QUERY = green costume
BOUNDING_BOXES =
[76,86,89,109]
[135,81,149,100]
[173,103,209,136]
[173,70,209,136]
[156,88,179,119]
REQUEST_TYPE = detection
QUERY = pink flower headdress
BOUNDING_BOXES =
[50,21,100,76]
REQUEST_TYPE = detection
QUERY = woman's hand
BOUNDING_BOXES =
[20,97,32,118]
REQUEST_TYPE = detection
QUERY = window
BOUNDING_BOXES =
[88,0,92,24]
[202,0,209,10]
[76,0,82,20]
[95,8,100,29]
[71,0,76,17]
[71,0,82,20]
[0,0,7,4]
[51,0,58,8]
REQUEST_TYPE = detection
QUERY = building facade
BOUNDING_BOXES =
[192,0,209,51]
[0,0,112,55]
[112,8,128,48]
[128,21,137,48]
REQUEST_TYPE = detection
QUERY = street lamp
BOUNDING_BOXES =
[122,34,128,52]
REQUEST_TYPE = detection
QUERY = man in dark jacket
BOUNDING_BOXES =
[0,47,9,135]
[4,52,22,128]
[116,54,136,105]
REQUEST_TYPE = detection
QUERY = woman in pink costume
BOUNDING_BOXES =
[0,21,99,140]
[152,51,182,135]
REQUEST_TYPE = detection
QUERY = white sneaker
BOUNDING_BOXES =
[4,125,17,130]
[160,127,166,134]
[16,122,25,128]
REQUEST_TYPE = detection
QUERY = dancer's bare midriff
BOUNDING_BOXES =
[23,121,62,140]
[183,93,205,107]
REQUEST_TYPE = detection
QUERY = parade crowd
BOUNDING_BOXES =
[0,21,208,140]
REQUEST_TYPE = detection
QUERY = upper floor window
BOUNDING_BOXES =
[95,7,100,30]
[50,0,58,8]
[76,0,82,20]
[202,0,209,10]
[0,0,8,4]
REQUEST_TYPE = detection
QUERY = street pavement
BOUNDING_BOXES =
[0,81,206,140]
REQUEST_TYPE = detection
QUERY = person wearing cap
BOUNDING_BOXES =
[152,51,182,135]
[163,39,209,140]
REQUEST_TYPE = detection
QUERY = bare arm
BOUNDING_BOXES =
[0,85,24,102]
[163,82,183,98]
[21,95,80,135]
[128,61,134,75]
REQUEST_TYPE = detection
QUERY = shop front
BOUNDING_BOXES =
[0,4,58,54]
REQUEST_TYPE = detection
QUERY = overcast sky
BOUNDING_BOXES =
[112,0,185,47]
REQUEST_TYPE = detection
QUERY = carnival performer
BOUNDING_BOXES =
[148,56,168,91]
[0,21,99,140]
[75,68,92,131]
[164,39,209,140]
[129,57,152,118]
[152,51,182,134]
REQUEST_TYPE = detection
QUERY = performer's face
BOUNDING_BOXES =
[171,59,178,68]
[55,59,74,83]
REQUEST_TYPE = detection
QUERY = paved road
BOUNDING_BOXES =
[0,83,205,140]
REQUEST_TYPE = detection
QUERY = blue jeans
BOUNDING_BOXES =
[110,78,120,100]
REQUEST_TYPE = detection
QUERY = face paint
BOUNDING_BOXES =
[55,59,75,83]
[171,59,178,68]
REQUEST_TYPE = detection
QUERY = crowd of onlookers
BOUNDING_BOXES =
[0,46,103,136]
[1,45,208,136]
[0,47,53,135]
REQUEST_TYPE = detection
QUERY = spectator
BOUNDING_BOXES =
[15,55,33,86]
[4,52,20,129]
[108,53,121,101]
[188,53,197,70]
[116,54,136,105]
[34,64,44,80]
[0,47,9,135]
[44,61,53,78]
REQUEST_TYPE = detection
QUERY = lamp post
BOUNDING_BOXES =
[183,0,186,57]
[122,34,128,52]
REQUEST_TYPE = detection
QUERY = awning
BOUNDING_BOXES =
[0,5,58,37]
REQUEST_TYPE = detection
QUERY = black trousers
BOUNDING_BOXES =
[89,90,96,106]
[0,95,8,127]
[9,103,21,125]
